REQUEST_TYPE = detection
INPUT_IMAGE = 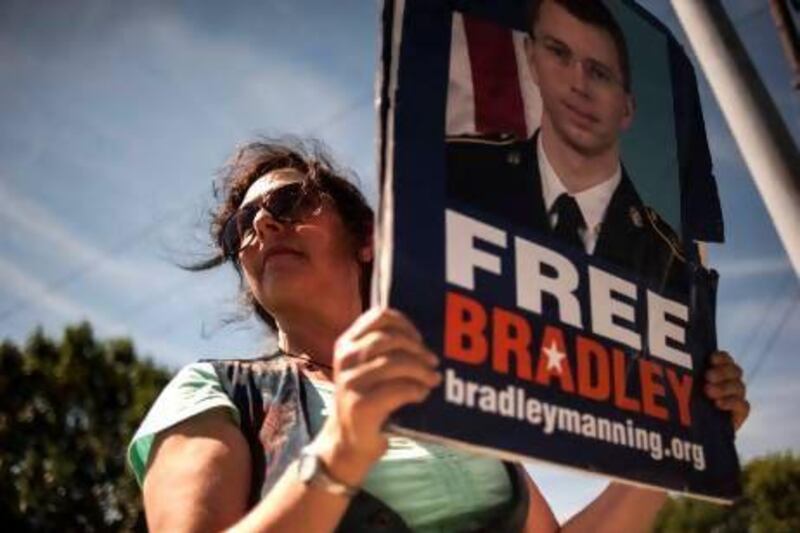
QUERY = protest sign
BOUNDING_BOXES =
[375,0,741,503]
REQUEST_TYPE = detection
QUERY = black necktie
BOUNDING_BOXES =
[551,193,586,251]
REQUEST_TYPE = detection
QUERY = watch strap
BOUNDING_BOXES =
[297,448,359,498]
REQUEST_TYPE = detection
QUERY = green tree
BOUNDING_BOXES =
[654,452,800,533]
[0,322,171,531]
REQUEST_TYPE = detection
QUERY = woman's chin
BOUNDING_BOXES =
[259,275,313,308]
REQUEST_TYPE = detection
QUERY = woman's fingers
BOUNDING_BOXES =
[704,350,750,431]
[705,359,742,385]
[340,352,442,392]
[704,379,745,400]
[336,329,438,371]
[316,307,439,481]
[339,307,422,347]
[709,350,732,364]
[714,397,750,431]
[353,378,434,426]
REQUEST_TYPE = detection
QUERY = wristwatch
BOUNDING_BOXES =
[296,447,358,498]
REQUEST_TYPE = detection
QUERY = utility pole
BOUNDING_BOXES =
[671,0,800,278]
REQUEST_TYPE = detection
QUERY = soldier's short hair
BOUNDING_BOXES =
[528,0,632,93]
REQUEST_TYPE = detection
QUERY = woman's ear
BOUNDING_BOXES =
[358,224,375,263]
[358,242,374,263]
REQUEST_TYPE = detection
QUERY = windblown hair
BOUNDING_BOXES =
[528,0,632,92]
[187,137,374,332]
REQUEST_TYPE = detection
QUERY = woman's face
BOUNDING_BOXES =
[236,169,370,325]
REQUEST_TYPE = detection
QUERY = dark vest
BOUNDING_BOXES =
[207,354,530,532]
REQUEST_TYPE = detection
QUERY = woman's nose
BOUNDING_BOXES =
[251,207,286,242]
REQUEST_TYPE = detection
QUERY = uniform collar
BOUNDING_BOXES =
[536,134,621,240]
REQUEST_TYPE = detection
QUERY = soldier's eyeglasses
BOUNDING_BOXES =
[534,34,624,91]
[220,182,324,259]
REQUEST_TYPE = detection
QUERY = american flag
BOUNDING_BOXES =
[446,13,541,139]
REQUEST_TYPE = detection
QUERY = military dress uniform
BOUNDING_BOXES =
[445,132,693,296]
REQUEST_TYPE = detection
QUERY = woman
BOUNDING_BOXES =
[129,138,749,532]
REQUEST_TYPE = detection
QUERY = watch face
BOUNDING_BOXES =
[297,452,318,483]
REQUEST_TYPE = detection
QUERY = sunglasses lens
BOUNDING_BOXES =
[264,183,304,220]
[221,204,259,258]
[264,182,321,222]
[221,182,323,260]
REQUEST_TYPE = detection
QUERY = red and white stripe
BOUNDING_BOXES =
[446,13,542,139]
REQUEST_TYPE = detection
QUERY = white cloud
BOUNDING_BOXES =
[0,179,171,290]
[0,6,362,367]
[120,11,355,137]
[717,291,799,349]
[0,255,88,321]
[0,5,366,301]
[0,255,193,363]
[736,372,800,458]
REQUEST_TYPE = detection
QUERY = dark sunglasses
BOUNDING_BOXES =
[220,181,324,259]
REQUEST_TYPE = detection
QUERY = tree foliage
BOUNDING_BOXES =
[654,452,800,533]
[0,322,171,531]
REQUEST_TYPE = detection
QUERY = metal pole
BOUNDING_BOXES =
[671,0,800,278]
[768,0,800,90]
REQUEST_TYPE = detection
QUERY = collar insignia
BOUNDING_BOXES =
[629,206,643,228]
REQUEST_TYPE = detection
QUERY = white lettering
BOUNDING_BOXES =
[445,369,464,405]
[647,290,691,369]
[446,209,506,290]
[499,386,515,417]
[542,403,559,434]
[526,398,542,424]
[478,385,497,412]
[589,266,641,350]
[515,236,582,328]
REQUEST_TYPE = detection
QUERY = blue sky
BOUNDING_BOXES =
[1,0,798,521]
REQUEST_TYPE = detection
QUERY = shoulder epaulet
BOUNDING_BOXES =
[445,132,520,146]
[644,206,686,263]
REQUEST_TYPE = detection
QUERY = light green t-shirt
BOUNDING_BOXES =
[128,362,512,532]
[305,379,513,532]
[128,362,240,486]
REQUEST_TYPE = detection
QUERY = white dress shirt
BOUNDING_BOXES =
[537,135,621,254]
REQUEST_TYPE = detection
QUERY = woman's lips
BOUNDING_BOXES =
[262,245,305,267]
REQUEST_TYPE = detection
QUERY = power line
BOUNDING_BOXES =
[0,93,373,327]
[0,202,191,323]
[746,287,800,384]
[733,275,797,370]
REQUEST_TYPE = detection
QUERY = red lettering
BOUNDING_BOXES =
[640,359,669,421]
[666,368,693,427]
[576,336,610,401]
[612,349,641,413]
[445,291,488,364]
[492,307,533,380]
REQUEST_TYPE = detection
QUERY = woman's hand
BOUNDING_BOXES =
[313,307,441,486]
[704,350,750,431]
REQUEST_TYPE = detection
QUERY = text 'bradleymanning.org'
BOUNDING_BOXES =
[444,368,707,471]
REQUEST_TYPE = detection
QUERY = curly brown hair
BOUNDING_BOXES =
[188,137,374,332]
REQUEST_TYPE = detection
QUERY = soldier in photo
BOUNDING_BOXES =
[447,0,688,295]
